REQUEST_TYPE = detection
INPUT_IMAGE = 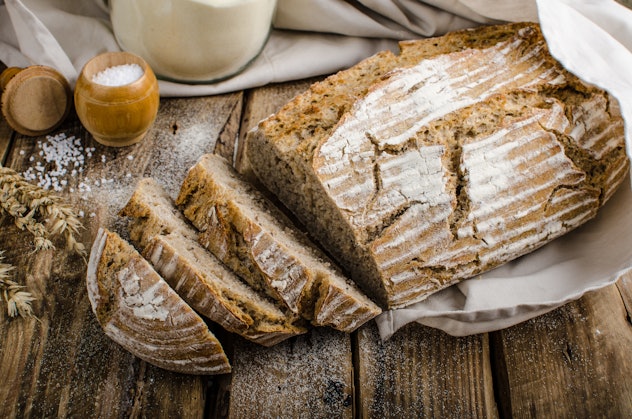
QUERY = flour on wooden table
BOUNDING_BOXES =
[19,120,218,237]
[20,132,137,221]
[229,328,353,416]
[148,122,217,199]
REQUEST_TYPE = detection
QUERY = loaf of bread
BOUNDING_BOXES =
[177,154,382,332]
[86,227,231,375]
[119,178,306,346]
[245,22,629,309]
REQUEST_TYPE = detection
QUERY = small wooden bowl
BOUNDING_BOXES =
[74,52,160,147]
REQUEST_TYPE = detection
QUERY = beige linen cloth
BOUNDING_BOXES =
[1,0,631,337]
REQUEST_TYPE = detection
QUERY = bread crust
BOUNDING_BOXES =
[86,228,231,375]
[177,154,382,332]
[119,178,306,346]
[246,22,629,308]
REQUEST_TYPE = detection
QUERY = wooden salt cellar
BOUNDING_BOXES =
[0,65,72,136]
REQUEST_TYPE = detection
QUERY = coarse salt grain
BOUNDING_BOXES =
[20,132,135,219]
[92,63,144,87]
[20,109,220,228]
[22,133,90,192]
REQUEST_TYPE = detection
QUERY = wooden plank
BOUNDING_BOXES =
[219,329,354,418]
[355,322,498,418]
[0,93,240,418]
[491,281,632,418]
[213,93,243,162]
[130,94,243,199]
[616,270,632,320]
[234,78,319,177]
[0,117,12,164]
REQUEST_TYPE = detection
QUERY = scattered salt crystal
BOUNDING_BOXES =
[19,150,25,155]
[78,181,91,192]
[127,155,134,160]
[20,132,139,221]
[92,63,144,87]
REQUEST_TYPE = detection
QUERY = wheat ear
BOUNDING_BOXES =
[0,166,85,256]
[0,252,35,318]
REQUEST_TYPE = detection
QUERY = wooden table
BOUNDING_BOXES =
[1,76,632,418]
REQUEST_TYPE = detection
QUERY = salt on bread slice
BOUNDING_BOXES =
[245,22,629,309]
[119,178,306,346]
[86,228,231,375]
[176,154,382,332]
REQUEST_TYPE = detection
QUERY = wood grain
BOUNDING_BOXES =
[616,270,632,321]
[1,66,72,137]
[234,79,318,177]
[355,322,498,418]
[213,93,243,163]
[491,282,632,418]
[0,117,11,164]
[219,329,354,419]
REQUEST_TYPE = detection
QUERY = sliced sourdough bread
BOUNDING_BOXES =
[86,228,231,375]
[176,154,382,332]
[119,178,306,346]
[245,22,629,309]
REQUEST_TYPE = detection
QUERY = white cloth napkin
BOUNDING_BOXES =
[1,0,631,338]
[0,0,519,95]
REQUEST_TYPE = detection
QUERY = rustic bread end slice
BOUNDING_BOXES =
[176,154,381,332]
[86,228,231,375]
[119,178,306,346]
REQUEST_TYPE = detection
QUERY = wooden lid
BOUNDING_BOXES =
[1,66,72,136]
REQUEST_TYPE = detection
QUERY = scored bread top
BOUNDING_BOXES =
[86,228,231,375]
[246,22,628,308]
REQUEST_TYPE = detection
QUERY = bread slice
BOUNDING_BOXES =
[86,228,231,375]
[119,178,306,346]
[245,22,629,309]
[176,154,382,332]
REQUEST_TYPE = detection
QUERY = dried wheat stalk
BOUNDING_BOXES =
[0,166,85,256]
[0,252,35,318]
